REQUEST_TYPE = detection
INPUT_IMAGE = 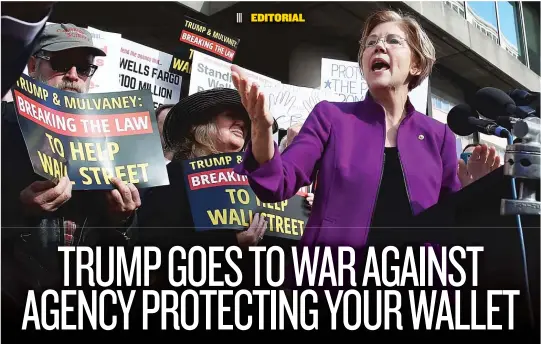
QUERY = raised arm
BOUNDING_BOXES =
[231,65,332,203]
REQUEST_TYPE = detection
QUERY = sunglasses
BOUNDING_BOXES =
[35,52,98,77]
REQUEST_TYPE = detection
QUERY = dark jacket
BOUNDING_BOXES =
[131,160,239,247]
[2,101,130,312]
[1,3,52,97]
[129,161,249,330]
[131,157,308,293]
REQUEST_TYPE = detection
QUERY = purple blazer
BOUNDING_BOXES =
[234,95,461,250]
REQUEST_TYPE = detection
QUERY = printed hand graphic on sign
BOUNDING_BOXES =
[268,91,296,129]
[289,113,305,127]
[302,90,321,114]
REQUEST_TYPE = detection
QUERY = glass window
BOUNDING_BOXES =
[431,94,455,114]
[446,1,466,18]
[434,96,442,110]
[523,2,540,75]
[443,101,451,112]
[466,2,499,44]
[497,1,525,63]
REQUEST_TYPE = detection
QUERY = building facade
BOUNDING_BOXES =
[50,1,540,159]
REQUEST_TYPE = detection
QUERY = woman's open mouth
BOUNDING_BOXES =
[371,58,390,72]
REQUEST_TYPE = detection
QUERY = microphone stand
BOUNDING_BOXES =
[500,116,540,329]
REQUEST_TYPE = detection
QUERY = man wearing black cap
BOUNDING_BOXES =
[2,23,140,323]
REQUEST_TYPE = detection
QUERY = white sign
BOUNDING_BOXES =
[189,50,280,95]
[87,27,122,93]
[119,39,181,109]
[321,58,368,102]
[321,57,429,115]
[409,78,429,115]
[261,84,342,129]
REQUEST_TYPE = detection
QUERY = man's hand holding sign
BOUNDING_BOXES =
[105,177,142,225]
[20,176,73,215]
[19,175,140,225]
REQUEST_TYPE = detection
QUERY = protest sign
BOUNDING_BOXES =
[409,78,429,115]
[261,84,342,129]
[182,152,310,240]
[169,16,240,76]
[321,58,368,102]
[189,50,280,95]
[87,27,122,93]
[119,39,181,109]
[320,57,429,114]
[12,74,169,190]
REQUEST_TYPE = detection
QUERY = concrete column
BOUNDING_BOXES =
[288,43,350,88]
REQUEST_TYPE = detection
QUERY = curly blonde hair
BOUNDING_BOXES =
[358,10,436,90]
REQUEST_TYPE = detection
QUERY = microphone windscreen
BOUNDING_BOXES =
[447,103,477,136]
[475,87,515,120]
[508,89,540,107]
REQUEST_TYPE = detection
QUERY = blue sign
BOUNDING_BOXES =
[182,152,310,240]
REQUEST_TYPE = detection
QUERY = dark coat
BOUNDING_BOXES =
[130,159,297,290]
[128,160,249,330]
[132,160,239,247]
[1,101,130,315]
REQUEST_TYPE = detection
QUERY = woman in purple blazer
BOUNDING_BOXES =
[231,10,499,251]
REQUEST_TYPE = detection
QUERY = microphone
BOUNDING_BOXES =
[508,89,540,106]
[475,87,537,120]
[495,116,515,131]
[447,103,510,138]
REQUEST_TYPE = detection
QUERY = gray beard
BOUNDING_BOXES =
[33,72,86,93]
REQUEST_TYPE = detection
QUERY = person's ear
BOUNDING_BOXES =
[410,63,422,76]
[27,56,38,76]
[410,58,422,76]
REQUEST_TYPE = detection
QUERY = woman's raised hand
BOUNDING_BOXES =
[231,64,275,164]
[231,65,274,132]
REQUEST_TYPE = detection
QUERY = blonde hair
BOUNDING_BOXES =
[172,120,221,160]
[358,10,436,90]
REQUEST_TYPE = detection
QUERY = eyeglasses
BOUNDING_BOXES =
[364,34,407,48]
[35,52,98,77]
